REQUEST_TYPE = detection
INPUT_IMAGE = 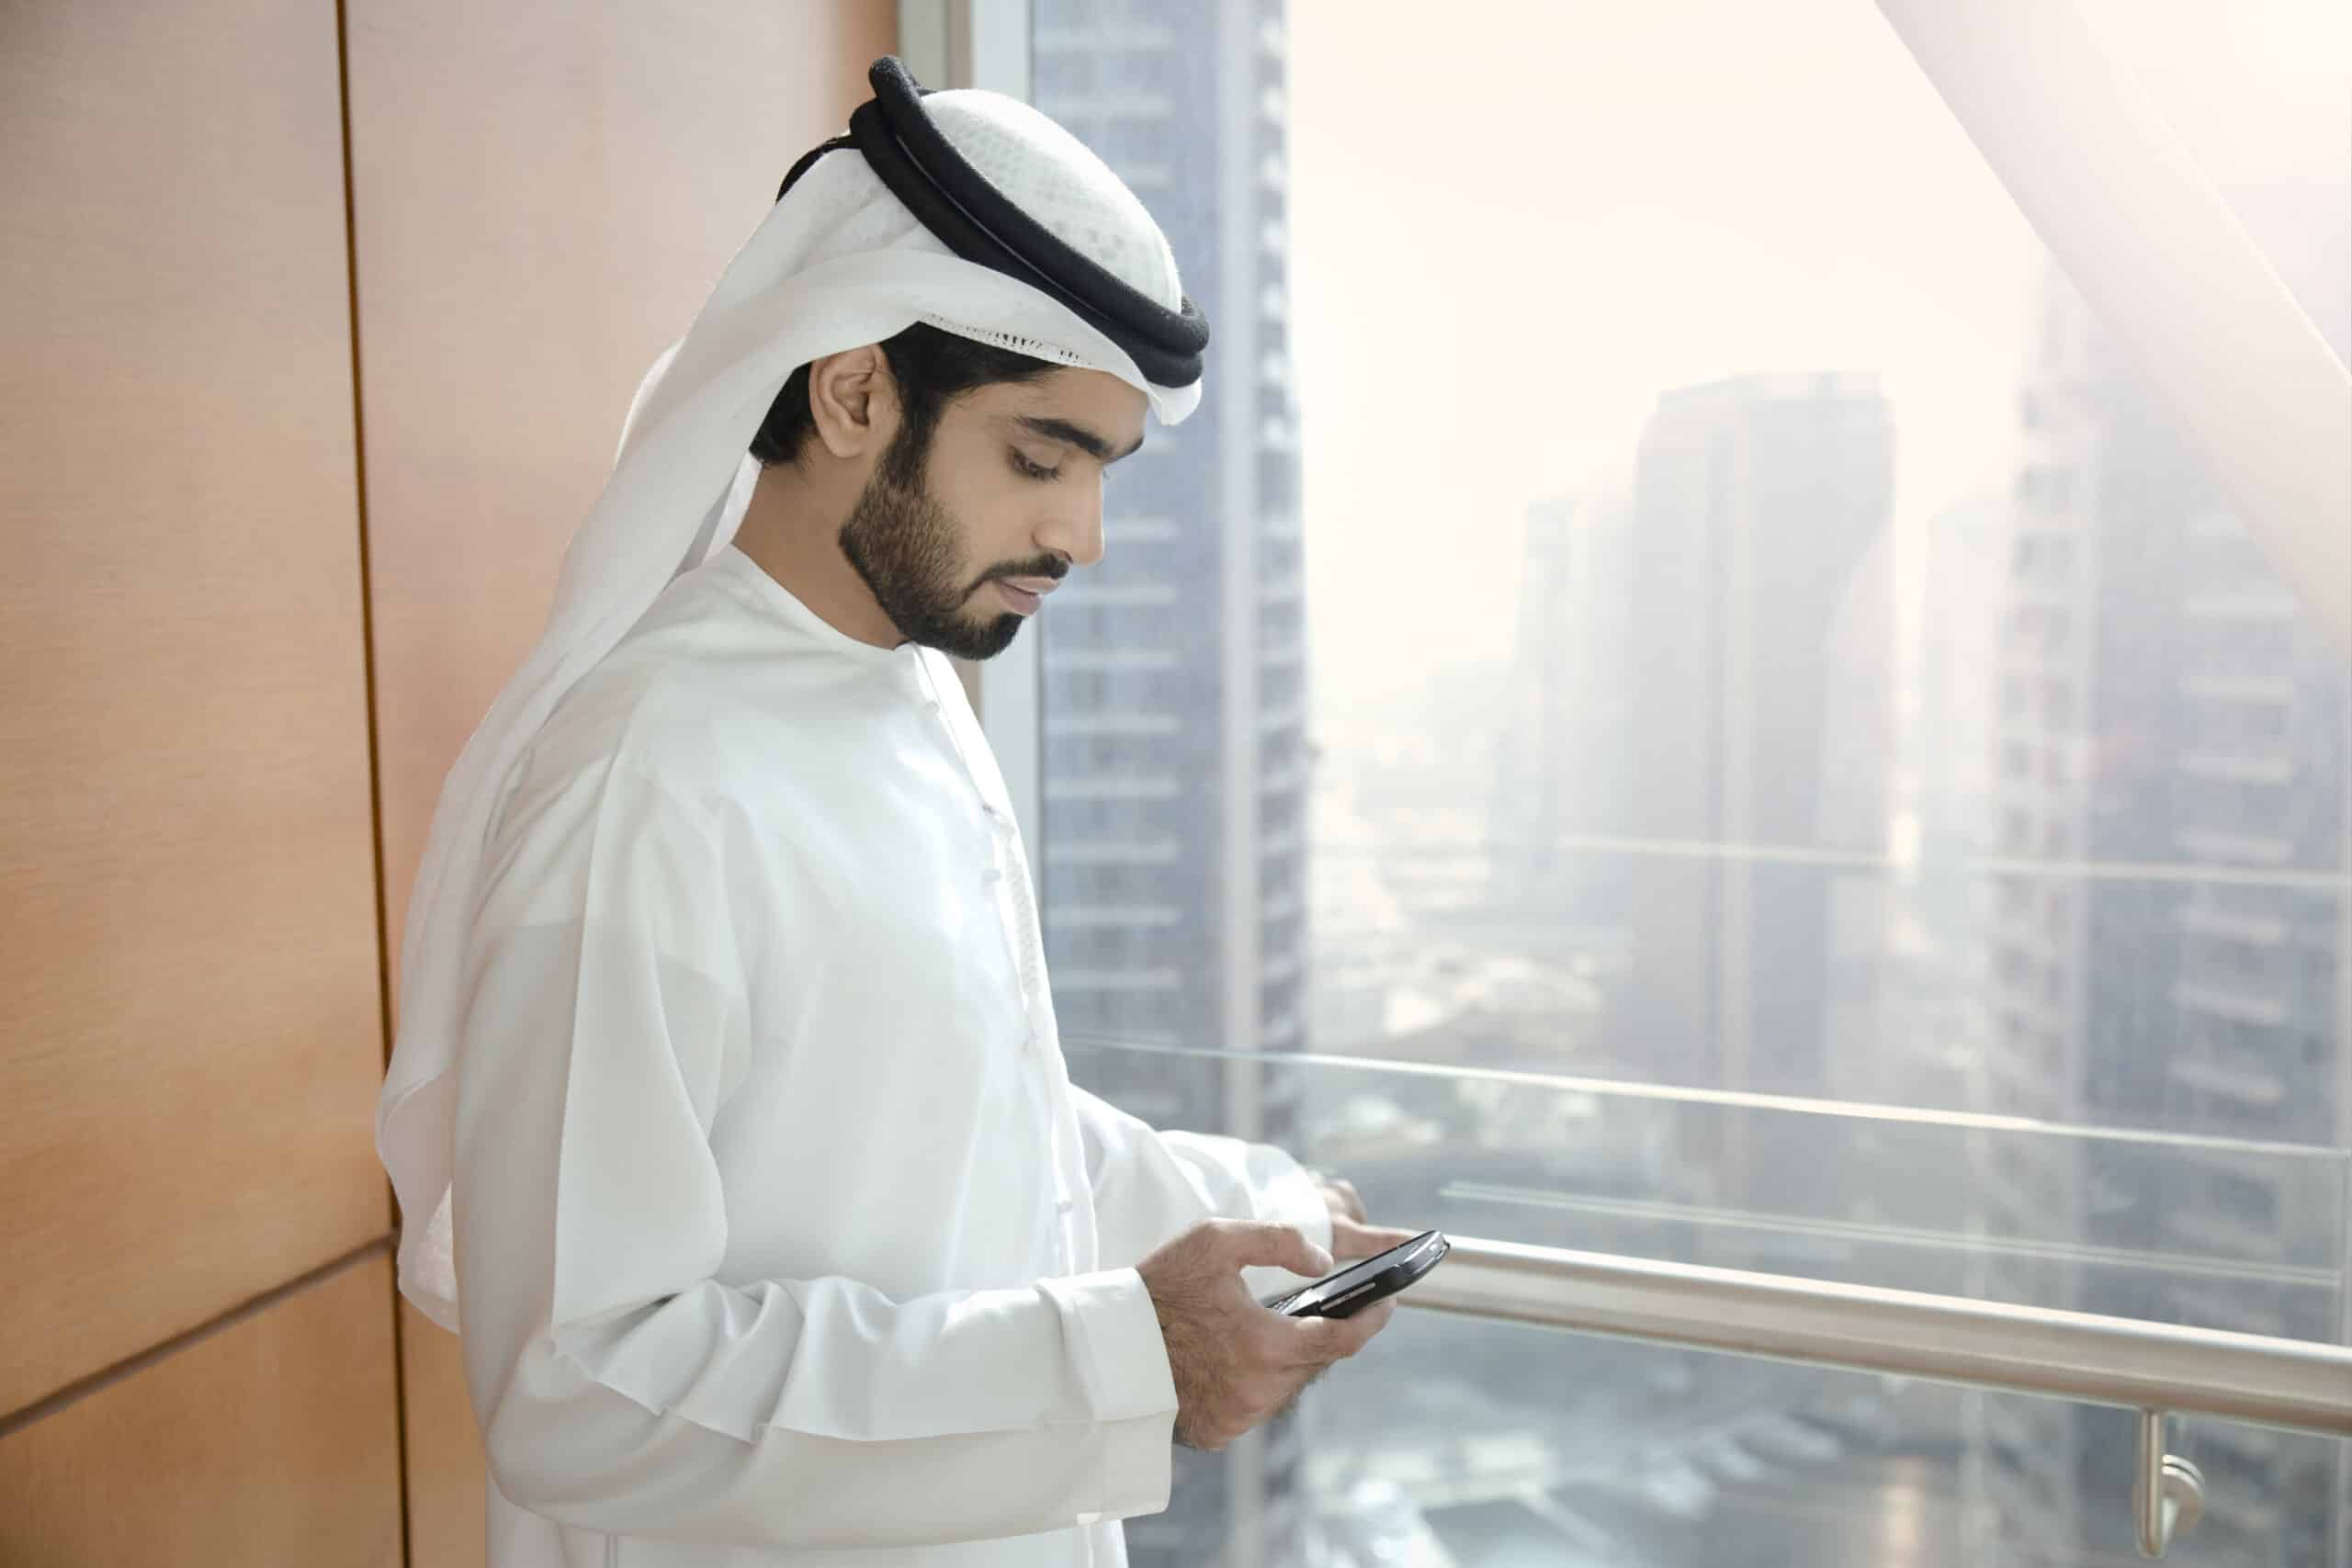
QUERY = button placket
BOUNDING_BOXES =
[918,661,1060,1082]
[907,662,1079,1274]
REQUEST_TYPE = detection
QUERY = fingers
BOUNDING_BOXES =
[1287,1297,1396,1364]
[1329,1216,1418,1260]
[1156,1224,1396,1452]
[1206,1218,1333,1278]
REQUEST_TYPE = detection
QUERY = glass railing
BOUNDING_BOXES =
[1065,1036,2352,1568]
[1297,1309,2343,1568]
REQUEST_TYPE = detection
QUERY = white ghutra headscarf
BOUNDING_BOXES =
[379,67,1205,1330]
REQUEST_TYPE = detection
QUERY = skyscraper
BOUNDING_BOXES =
[1031,5,1308,1563]
[1973,262,2346,1567]
[1489,490,1635,940]
[1609,372,1895,1123]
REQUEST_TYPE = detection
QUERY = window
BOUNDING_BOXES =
[1016,3,2350,1564]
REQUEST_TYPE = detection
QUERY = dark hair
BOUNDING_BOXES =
[748,321,1058,468]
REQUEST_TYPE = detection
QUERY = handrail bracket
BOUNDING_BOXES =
[2135,1409,2206,1558]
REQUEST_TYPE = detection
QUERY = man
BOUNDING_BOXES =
[377,58,1407,1565]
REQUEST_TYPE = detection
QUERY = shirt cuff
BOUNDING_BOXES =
[1039,1268,1178,1522]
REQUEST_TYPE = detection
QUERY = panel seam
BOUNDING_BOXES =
[0,1236,394,1439]
[332,0,413,1561]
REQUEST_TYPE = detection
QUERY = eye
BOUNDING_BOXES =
[1010,448,1062,481]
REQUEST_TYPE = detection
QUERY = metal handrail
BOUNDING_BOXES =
[1407,1235,2352,1438]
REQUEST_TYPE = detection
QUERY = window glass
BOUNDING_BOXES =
[1031,4,2349,1563]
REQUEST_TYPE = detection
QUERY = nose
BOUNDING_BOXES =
[1037,475,1105,570]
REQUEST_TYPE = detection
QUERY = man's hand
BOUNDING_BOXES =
[1136,1218,1396,1451]
[1315,1173,1417,1261]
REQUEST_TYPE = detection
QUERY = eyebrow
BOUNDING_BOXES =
[1015,414,1146,464]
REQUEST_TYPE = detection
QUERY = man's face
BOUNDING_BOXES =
[839,367,1148,660]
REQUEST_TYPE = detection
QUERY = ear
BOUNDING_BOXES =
[807,344,900,460]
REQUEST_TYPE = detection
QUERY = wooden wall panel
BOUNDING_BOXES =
[397,1301,485,1568]
[346,0,897,984]
[343,5,894,1551]
[0,1255,402,1566]
[0,0,389,1416]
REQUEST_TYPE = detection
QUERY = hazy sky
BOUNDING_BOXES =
[1283,0,2350,716]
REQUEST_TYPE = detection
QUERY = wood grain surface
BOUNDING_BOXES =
[0,0,390,1417]
[0,1253,403,1566]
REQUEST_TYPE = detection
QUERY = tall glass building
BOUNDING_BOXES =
[1031,3,1310,1563]
[1973,264,2348,1568]
[1611,373,1896,1109]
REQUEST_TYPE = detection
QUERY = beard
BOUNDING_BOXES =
[837,417,1037,662]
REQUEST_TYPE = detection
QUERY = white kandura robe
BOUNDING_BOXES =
[450,543,1329,1567]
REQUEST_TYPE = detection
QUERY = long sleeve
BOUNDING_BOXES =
[450,760,1176,1549]
[1071,1085,1333,1295]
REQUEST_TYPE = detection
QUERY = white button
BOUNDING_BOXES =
[982,865,1002,884]
[1055,1197,1076,1215]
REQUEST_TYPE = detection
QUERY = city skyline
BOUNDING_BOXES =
[1291,270,2346,1568]
[1023,3,2348,1562]
[1285,0,2346,728]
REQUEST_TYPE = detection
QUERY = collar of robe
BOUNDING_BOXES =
[775,56,1210,389]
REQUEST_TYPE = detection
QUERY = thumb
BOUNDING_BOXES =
[1209,1220,1333,1278]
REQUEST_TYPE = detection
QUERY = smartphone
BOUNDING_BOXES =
[1260,1229,1450,1319]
